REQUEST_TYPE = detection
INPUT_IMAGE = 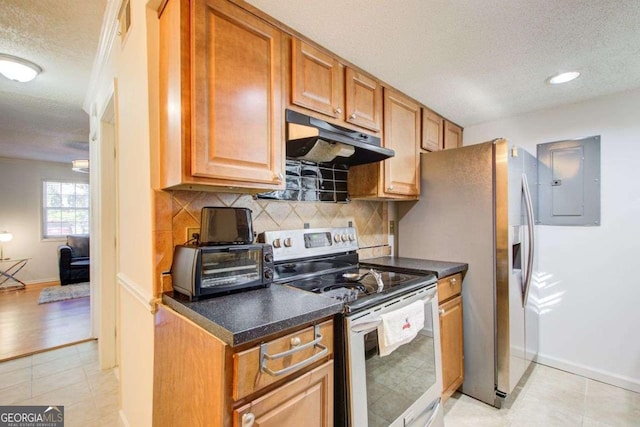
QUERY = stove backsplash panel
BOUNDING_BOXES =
[153,189,391,294]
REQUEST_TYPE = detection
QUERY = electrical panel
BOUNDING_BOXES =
[537,136,601,226]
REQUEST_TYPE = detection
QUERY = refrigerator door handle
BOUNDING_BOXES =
[522,173,535,307]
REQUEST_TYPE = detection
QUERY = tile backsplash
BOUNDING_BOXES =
[153,190,391,294]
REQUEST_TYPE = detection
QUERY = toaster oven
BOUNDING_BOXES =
[171,244,274,300]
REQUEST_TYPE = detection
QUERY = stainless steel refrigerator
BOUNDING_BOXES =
[397,139,539,407]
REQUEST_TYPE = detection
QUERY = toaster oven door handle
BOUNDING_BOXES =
[260,325,328,377]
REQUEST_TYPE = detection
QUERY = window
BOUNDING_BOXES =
[43,181,90,238]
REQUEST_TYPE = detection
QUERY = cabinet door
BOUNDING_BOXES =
[383,88,421,196]
[291,39,344,119]
[191,0,284,185]
[444,120,463,150]
[439,295,464,400]
[422,108,443,152]
[234,361,333,427]
[345,68,382,132]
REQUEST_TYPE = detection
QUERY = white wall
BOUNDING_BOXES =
[0,157,89,283]
[463,88,640,392]
[86,0,158,424]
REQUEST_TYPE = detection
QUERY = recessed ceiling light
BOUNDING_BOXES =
[547,71,581,85]
[0,53,42,83]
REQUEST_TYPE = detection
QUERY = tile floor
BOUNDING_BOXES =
[444,363,640,426]
[0,340,120,427]
[1,342,639,427]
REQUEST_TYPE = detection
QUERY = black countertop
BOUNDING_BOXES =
[162,285,343,347]
[360,256,468,279]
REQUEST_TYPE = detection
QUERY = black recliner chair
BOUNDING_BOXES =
[58,235,90,285]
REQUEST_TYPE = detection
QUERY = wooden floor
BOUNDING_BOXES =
[0,282,91,361]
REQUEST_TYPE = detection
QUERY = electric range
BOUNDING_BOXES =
[259,227,436,312]
[258,227,443,427]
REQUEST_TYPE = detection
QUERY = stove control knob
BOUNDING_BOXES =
[334,234,341,243]
[264,253,273,263]
[341,234,349,242]
[264,268,273,280]
[283,238,293,247]
[272,238,282,248]
[348,234,355,241]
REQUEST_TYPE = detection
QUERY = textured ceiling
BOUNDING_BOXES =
[2,1,638,163]
[0,0,106,163]
[247,0,640,126]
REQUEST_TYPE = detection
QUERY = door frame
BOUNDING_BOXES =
[90,82,120,369]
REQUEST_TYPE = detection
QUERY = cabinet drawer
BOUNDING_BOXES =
[233,320,334,400]
[233,360,333,427]
[437,273,462,303]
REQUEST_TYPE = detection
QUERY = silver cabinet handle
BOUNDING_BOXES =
[260,324,327,377]
[439,308,445,315]
[242,413,255,427]
[277,172,284,181]
[350,113,357,119]
[450,278,457,284]
[387,185,394,191]
[334,107,343,114]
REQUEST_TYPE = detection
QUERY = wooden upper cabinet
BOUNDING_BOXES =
[422,108,444,152]
[291,39,344,119]
[159,0,285,191]
[290,39,382,134]
[345,68,382,132]
[383,88,421,197]
[444,120,463,150]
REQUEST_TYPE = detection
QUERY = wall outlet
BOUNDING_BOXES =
[187,227,200,243]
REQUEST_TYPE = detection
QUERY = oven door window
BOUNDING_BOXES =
[363,308,437,425]
[200,250,261,289]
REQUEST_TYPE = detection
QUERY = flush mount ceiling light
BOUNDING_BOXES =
[72,159,90,173]
[547,71,581,85]
[0,53,42,83]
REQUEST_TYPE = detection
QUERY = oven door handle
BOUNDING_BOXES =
[350,294,436,334]
[260,325,328,377]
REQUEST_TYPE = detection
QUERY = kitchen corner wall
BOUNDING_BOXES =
[153,190,391,294]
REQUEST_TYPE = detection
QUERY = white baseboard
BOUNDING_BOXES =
[25,277,59,285]
[118,409,130,427]
[536,352,640,393]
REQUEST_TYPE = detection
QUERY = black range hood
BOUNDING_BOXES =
[285,109,394,166]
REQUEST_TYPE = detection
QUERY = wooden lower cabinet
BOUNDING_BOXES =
[153,305,334,427]
[437,274,464,401]
[439,295,464,399]
[233,361,333,427]
[153,305,228,427]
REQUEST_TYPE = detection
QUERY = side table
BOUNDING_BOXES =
[0,258,30,291]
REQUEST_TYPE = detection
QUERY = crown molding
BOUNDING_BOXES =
[83,0,122,113]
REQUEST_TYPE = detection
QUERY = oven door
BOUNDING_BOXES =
[346,285,444,427]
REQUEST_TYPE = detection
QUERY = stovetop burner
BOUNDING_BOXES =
[260,227,437,312]
[282,267,435,312]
